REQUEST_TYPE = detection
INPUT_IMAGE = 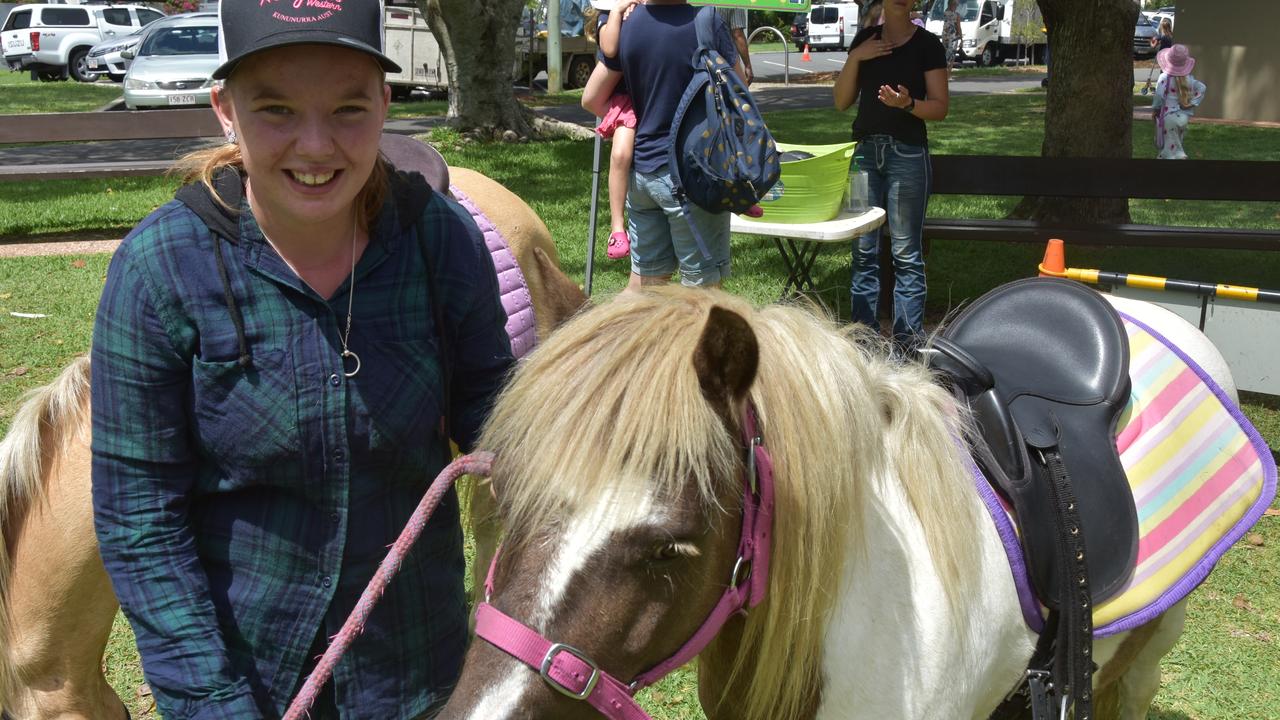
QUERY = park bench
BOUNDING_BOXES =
[925,155,1280,252]
[921,155,1280,397]
[0,108,221,182]
[5,111,1279,253]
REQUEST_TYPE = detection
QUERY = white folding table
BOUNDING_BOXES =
[731,207,887,299]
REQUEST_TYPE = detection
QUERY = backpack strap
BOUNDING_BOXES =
[667,6,721,262]
[693,5,718,51]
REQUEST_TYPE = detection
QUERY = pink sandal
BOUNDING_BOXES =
[607,231,631,259]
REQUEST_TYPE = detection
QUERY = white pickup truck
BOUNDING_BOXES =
[2,3,162,82]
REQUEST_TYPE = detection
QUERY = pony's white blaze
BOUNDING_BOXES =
[533,484,661,628]
[816,470,1036,719]
[462,673,533,720]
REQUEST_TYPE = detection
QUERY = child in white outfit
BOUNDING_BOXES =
[1151,44,1206,160]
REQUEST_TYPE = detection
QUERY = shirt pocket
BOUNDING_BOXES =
[190,349,301,469]
[352,337,444,457]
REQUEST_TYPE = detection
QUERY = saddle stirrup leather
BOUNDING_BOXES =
[928,277,1135,720]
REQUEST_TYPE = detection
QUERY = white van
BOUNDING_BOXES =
[807,2,859,52]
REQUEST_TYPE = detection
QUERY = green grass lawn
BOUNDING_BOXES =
[747,40,794,53]
[0,89,1277,719]
[386,98,448,119]
[0,68,123,114]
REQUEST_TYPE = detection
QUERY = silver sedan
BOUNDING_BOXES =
[122,16,219,110]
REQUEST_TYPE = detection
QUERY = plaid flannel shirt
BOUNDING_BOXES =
[91,179,513,720]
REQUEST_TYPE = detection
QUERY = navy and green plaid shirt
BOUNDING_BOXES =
[91,173,513,719]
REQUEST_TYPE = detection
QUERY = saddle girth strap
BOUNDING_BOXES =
[1043,448,1095,720]
[988,449,1095,720]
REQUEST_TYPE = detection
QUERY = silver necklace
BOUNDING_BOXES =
[260,216,362,377]
[339,216,361,378]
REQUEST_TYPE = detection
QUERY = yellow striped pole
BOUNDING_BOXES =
[1037,240,1280,305]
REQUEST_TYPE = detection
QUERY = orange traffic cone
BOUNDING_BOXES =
[801,43,812,62]
[1039,238,1066,277]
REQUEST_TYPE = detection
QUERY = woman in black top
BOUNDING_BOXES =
[833,0,949,348]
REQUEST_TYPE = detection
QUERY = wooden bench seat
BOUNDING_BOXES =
[924,155,1280,252]
[0,108,220,181]
[922,217,1280,252]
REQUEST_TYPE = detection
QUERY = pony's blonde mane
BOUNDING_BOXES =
[479,290,742,538]
[478,288,984,720]
[0,355,91,706]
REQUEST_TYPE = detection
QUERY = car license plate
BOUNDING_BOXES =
[88,58,100,69]
[168,94,197,106]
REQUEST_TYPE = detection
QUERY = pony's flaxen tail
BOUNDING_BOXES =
[0,355,91,707]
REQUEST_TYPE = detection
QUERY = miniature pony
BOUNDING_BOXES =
[437,286,1257,720]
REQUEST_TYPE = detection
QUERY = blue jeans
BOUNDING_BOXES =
[850,135,931,346]
[627,164,732,287]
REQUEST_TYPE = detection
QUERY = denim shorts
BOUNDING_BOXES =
[626,165,732,287]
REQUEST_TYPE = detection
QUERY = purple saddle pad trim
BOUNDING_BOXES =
[971,460,1045,634]
[974,311,1277,638]
[450,184,538,359]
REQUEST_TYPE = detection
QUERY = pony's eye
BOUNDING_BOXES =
[651,542,697,563]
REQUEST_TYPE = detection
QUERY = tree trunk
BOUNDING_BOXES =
[420,0,535,139]
[1012,0,1138,223]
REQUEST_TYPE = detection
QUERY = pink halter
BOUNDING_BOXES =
[474,405,776,719]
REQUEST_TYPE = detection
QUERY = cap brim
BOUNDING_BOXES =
[212,31,401,80]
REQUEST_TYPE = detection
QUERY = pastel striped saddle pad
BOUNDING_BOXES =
[976,312,1277,637]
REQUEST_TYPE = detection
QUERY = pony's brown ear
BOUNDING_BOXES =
[693,306,759,419]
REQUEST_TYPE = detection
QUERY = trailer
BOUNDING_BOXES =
[516,0,599,90]
[515,32,598,90]
[383,1,447,98]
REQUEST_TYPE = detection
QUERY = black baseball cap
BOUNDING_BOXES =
[213,0,402,80]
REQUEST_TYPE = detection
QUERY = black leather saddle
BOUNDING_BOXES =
[923,277,1138,607]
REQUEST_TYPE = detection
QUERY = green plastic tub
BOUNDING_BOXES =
[745,140,856,224]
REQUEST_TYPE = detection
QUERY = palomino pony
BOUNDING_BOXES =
[437,285,1269,720]
[0,166,586,720]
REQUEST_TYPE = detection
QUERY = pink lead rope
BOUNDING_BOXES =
[285,406,775,720]
[283,452,495,720]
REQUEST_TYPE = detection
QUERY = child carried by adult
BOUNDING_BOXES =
[582,0,747,287]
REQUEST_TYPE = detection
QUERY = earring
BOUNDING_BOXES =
[225,129,237,144]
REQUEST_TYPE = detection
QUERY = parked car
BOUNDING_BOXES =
[86,27,144,82]
[1,3,162,82]
[1149,7,1175,30]
[789,13,808,50]
[1133,15,1159,59]
[122,14,219,110]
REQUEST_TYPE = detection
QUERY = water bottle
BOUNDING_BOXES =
[845,160,869,215]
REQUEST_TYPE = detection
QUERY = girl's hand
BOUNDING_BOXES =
[877,84,913,109]
[619,0,641,21]
[849,38,893,63]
